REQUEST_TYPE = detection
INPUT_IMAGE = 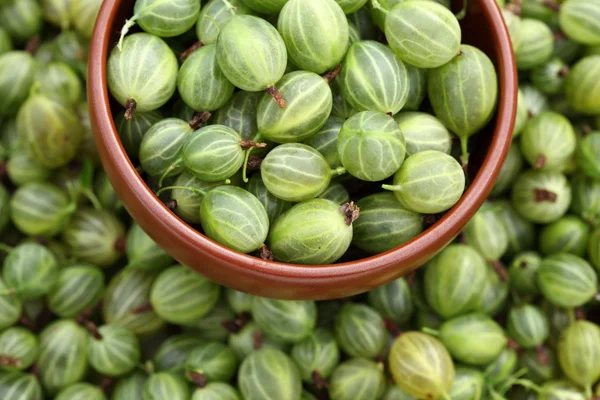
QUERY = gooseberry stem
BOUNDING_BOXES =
[455,0,468,20]
[0,355,22,368]
[124,99,137,120]
[382,184,401,192]
[259,245,273,261]
[421,327,440,336]
[189,111,212,130]
[222,0,238,14]
[371,0,388,13]
[585,385,593,399]
[460,137,470,170]
[117,17,139,51]
[265,85,286,109]
[331,167,346,177]
[82,189,103,210]
[158,160,182,188]
[533,155,546,169]
[340,202,360,226]
[0,243,13,253]
[242,133,265,183]
[180,41,206,62]
[240,140,268,151]
[186,371,208,388]
[323,64,342,84]
[0,288,16,296]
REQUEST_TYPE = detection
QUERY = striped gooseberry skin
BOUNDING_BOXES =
[476,267,510,317]
[3,242,58,300]
[589,228,600,272]
[192,383,242,400]
[69,0,103,39]
[38,319,88,395]
[368,278,413,325]
[0,0,42,43]
[133,0,200,38]
[214,91,262,141]
[439,313,507,366]
[352,193,422,254]
[491,145,524,197]
[17,94,83,168]
[139,118,192,178]
[183,125,246,182]
[507,304,549,349]
[340,40,409,115]
[302,117,344,169]
[125,223,173,271]
[0,278,22,331]
[501,9,521,53]
[291,328,340,382]
[559,0,600,45]
[241,0,288,13]
[515,19,554,70]
[558,321,600,390]
[485,349,518,386]
[511,170,571,224]
[338,111,406,182]
[10,182,74,238]
[150,265,221,325]
[103,269,166,336]
[334,303,387,359]
[403,64,427,111]
[177,45,235,112]
[448,367,485,400]
[252,298,317,344]
[0,373,43,400]
[382,385,417,400]
[463,202,509,262]
[112,371,146,400]
[262,144,337,202]
[520,111,576,171]
[578,132,600,180]
[537,253,597,308]
[47,265,105,318]
[200,186,269,253]
[369,0,403,30]
[154,334,205,373]
[329,358,386,400]
[522,84,550,119]
[318,182,350,205]
[228,321,288,359]
[336,0,368,13]
[52,31,87,76]
[539,215,590,257]
[225,288,254,314]
[566,56,600,115]
[88,325,140,377]
[267,199,354,265]
[331,80,357,120]
[539,381,587,400]
[0,327,38,372]
[185,342,239,383]
[348,20,361,45]
[55,383,106,400]
[348,7,377,40]
[197,0,255,45]
[6,149,52,187]
[519,349,558,385]
[107,33,178,112]
[385,150,465,215]
[257,71,333,143]
[389,332,454,399]
[424,244,488,319]
[428,45,498,157]
[395,112,451,157]
[278,0,349,74]
[238,348,302,400]
[41,0,71,30]
[530,58,569,96]
[0,185,7,234]
[192,301,236,342]
[247,172,293,223]
[115,110,162,161]
[509,252,542,296]
[143,372,190,400]
[0,52,35,116]
[168,171,225,225]
[216,15,287,92]
[385,0,461,69]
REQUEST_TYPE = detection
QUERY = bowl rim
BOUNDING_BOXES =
[88,0,517,298]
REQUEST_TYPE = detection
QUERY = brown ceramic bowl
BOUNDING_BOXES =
[88,0,517,300]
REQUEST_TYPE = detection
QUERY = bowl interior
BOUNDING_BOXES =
[88,0,516,300]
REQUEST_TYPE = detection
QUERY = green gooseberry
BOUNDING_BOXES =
[0,373,43,400]
[143,372,190,400]
[558,321,600,394]
[331,79,357,119]
[475,266,510,317]
[200,186,269,254]
[150,265,221,325]
[241,0,288,13]
[228,321,289,359]
[348,7,377,40]
[10,182,75,238]
[493,200,536,259]
[382,385,417,400]
[521,84,550,118]
[338,111,406,182]
[41,0,71,29]
[93,170,122,212]
[336,0,369,13]
[55,383,106,400]
[565,55,600,115]
[0,278,22,331]
[187,300,235,342]
[428,45,498,164]
[0,52,36,116]
[491,144,524,197]
[403,64,428,111]
[424,244,487,319]
[513,88,529,138]
[154,334,206,373]
[520,111,576,170]
[464,202,509,263]
[268,198,357,264]
[0,28,12,55]
[334,303,388,358]
[47,265,105,318]
[516,19,554,70]
[291,328,340,383]
[511,170,571,224]
[509,252,542,296]
[541,301,573,348]
[196,0,255,45]
[520,348,559,384]
[368,277,413,325]
[73,102,98,162]
[539,215,590,256]
[0,0,43,43]
[0,185,8,234]
[559,0,600,45]
[448,367,485,400]
[252,298,317,344]
[553,33,583,65]
[2,242,58,300]
[318,182,350,205]
[353,192,422,254]
[586,44,600,57]
[125,223,173,271]
[577,131,600,179]
[438,313,507,366]
[69,0,103,39]
[62,208,126,267]
[238,348,302,400]
[88,325,140,377]
[103,269,166,336]
[485,348,518,386]
[501,9,522,52]
[0,327,38,372]
[539,380,587,400]
[34,41,55,64]
[385,0,461,68]
[6,148,51,187]
[303,117,344,169]
[394,112,452,157]
[112,371,147,400]
[348,20,361,44]
[213,91,262,141]
[216,15,287,106]
[17,94,83,168]
[225,288,255,315]
[38,319,88,395]
[589,228,600,272]
[530,58,569,95]
[192,383,242,400]
[507,304,549,349]
[185,342,239,385]
[52,30,88,78]
[278,0,349,74]
[369,0,403,30]
[329,358,386,400]
[388,332,455,400]
[537,253,597,308]
[383,150,465,214]
[107,33,178,118]
[116,110,163,161]
[340,40,409,115]
[177,44,235,113]
[247,172,293,223]
[521,0,559,25]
